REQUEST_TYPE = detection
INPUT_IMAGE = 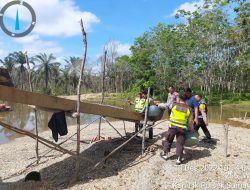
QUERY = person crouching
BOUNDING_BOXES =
[160,95,192,165]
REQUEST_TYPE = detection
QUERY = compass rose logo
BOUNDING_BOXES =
[0,0,36,37]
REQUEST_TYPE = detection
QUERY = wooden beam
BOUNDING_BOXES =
[0,85,143,121]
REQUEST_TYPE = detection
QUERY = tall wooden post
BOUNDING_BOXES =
[142,87,150,154]
[220,101,223,121]
[223,123,229,157]
[75,19,87,180]
[98,50,107,139]
[25,52,39,164]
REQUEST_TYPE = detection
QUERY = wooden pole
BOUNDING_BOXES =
[94,119,161,169]
[123,120,127,136]
[29,116,101,166]
[25,51,39,164]
[94,126,144,168]
[102,117,124,138]
[142,88,150,154]
[98,50,107,140]
[220,101,223,121]
[0,121,75,156]
[0,121,96,166]
[74,19,87,180]
[244,112,247,120]
[4,117,101,180]
[223,123,229,157]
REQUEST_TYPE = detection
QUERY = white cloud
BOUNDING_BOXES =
[171,0,204,16]
[0,49,6,57]
[117,42,131,56]
[0,0,100,37]
[14,34,63,55]
[0,39,8,58]
[96,41,131,60]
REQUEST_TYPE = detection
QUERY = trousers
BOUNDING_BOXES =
[163,126,185,157]
[195,119,211,139]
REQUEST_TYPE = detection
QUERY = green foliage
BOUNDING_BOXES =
[0,0,249,103]
[123,0,250,101]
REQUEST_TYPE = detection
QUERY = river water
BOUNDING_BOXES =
[0,101,249,144]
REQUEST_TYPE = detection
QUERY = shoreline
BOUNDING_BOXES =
[0,120,250,189]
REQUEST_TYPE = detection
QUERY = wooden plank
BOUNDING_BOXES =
[0,85,143,121]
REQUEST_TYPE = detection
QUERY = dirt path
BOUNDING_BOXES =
[0,121,250,190]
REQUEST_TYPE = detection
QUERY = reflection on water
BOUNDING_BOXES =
[0,103,100,144]
[208,105,248,124]
[0,101,249,144]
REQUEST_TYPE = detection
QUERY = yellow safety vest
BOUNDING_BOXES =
[169,103,191,129]
[134,98,146,112]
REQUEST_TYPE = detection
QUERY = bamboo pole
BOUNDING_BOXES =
[28,116,101,167]
[93,118,169,169]
[0,121,76,156]
[102,117,124,138]
[25,51,39,164]
[244,112,247,120]
[142,88,150,154]
[75,19,87,180]
[220,101,223,121]
[3,117,101,180]
[0,121,95,165]
[98,50,107,140]
[123,120,127,136]
[94,119,158,169]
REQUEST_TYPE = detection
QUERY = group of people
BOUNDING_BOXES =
[133,86,211,165]
[161,87,211,165]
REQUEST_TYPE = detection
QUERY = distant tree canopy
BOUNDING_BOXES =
[128,0,250,95]
[0,0,249,100]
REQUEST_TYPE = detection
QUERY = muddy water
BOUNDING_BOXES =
[0,103,100,144]
[0,101,249,144]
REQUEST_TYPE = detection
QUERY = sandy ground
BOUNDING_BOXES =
[228,118,250,129]
[229,118,250,125]
[0,120,250,190]
[59,93,121,102]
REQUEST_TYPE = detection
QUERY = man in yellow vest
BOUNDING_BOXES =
[195,95,211,140]
[160,94,192,165]
[133,92,146,132]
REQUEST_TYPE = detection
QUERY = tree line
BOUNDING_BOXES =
[0,0,249,101]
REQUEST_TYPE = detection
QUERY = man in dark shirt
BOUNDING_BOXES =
[184,88,199,128]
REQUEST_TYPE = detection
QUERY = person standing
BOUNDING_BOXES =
[195,95,211,140]
[160,95,192,165]
[132,92,146,133]
[141,90,155,139]
[165,86,180,116]
[184,87,199,129]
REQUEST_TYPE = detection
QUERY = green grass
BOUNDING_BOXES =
[119,91,250,106]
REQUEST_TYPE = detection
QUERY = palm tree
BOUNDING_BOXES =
[65,57,81,93]
[59,66,70,94]
[34,53,60,94]
[9,51,28,89]
[0,56,15,73]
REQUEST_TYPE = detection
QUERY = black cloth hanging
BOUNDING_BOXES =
[48,111,68,142]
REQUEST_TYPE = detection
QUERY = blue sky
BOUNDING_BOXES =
[0,0,204,65]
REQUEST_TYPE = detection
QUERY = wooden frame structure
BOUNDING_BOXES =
[0,85,143,121]
[0,85,150,181]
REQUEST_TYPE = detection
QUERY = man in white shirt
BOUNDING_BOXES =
[165,86,180,115]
